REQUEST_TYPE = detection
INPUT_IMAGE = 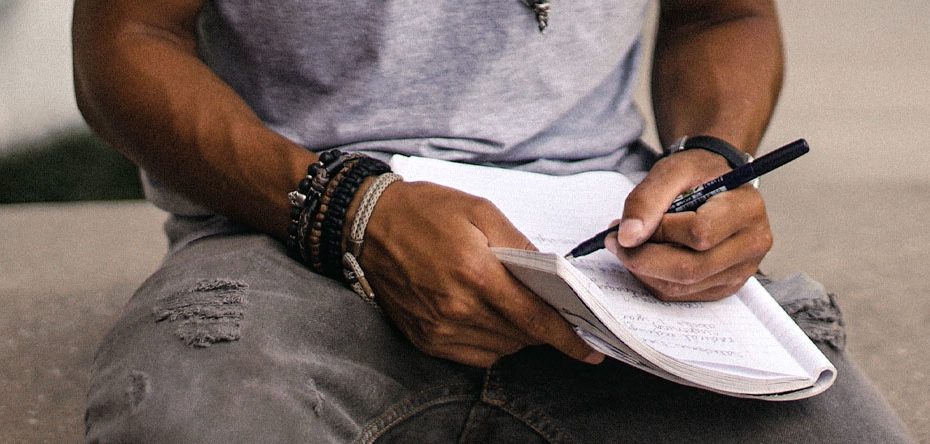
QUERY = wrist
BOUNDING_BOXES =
[286,151,401,306]
[664,135,752,169]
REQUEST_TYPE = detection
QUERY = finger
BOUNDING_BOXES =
[456,306,540,346]
[618,159,697,248]
[633,260,760,301]
[444,328,528,356]
[416,320,529,357]
[615,227,771,286]
[466,197,538,251]
[481,270,603,365]
[651,187,765,251]
[389,307,531,365]
[426,344,508,368]
[469,208,603,365]
[604,219,622,254]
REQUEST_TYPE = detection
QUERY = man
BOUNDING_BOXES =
[74,0,912,441]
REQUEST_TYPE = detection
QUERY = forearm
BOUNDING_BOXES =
[651,1,784,154]
[72,1,314,238]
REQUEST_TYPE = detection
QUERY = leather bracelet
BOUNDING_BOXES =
[666,135,750,169]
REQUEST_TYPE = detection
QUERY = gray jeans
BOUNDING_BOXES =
[85,219,913,443]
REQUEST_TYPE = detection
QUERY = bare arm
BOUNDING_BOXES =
[72,0,315,238]
[608,0,782,301]
[651,0,783,153]
[73,0,599,367]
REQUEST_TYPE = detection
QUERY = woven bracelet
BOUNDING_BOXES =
[342,172,403,305]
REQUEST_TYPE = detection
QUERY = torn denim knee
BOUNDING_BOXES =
[153,278,247,347]
[758,273,846,350]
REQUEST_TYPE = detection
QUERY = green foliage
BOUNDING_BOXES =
[0,130,145,203]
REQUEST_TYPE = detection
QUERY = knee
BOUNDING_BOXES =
[85,365,343,443]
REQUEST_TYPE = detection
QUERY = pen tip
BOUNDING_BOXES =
[563,253,574,260]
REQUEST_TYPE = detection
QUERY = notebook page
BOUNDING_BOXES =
[390,155,634,249]
[391,155,808,377]
[737,279,836,382]
[564,257,807,377]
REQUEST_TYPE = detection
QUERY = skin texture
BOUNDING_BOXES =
[72,0,782,367]
[606,0,783,302]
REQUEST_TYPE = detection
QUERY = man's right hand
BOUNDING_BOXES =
[358,181,604,368]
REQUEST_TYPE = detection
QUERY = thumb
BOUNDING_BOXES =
[469,199,538,252]
[619,162,694,248]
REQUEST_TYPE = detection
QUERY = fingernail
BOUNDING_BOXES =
[618,218,644,247]
[584,351,605,365]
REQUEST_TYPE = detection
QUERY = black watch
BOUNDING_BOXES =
[665,135,751,169]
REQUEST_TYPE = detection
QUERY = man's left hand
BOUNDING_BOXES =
[605,149,773,302]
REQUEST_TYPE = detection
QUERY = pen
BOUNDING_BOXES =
[564,138,810,259]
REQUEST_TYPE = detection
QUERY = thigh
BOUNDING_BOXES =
[487,274,914,443]
[85,233,479,443]
[491,345,913,443]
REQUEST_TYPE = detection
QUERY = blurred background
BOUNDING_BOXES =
[1,0,927,442]
[0,0,142,202]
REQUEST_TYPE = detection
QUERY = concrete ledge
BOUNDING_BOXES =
[0,202,166,442]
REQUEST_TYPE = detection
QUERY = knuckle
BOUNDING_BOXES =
[456,254,491,291]
[415,317,446,341]
[756,229,774,254]
[623,190,651,214]
[436,296,477,322]
[468,196,503,219]
[687,219,714,250]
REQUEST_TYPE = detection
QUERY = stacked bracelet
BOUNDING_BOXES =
[286,151,398,306]
[287,151,346,260]
[308,159,357,271]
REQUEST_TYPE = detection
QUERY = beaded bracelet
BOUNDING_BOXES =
[287,152,396,304]
[286,150,368,261]
[287,151,340,260]
[319,157,391,279]
[307,159,358,272]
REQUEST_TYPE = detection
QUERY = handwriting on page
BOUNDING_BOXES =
[572,260,761,366]
[391,156,799,374]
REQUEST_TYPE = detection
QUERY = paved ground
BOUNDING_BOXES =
[1,1,928,442]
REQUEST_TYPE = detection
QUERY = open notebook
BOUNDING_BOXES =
[390,155,836,400]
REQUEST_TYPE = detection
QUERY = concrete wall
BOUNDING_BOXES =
[0,0,85,153]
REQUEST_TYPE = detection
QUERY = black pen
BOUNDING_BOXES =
[564,138,810,259]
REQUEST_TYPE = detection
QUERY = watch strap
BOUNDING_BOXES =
[668,135,750,169]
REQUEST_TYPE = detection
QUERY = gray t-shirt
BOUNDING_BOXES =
[144,0,652,215]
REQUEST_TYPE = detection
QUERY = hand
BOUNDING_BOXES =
[605,149,773,302]
[358,181,603,367]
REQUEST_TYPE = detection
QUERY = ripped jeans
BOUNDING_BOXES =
[85,217,914,443]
